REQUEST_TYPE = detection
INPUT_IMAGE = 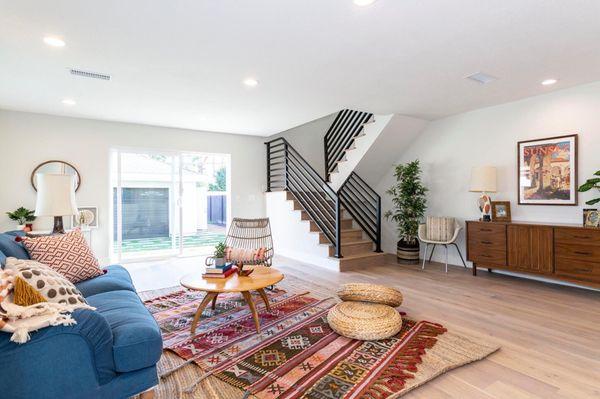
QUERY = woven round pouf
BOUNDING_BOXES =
[327,301,402,340]
[336,283,403,307]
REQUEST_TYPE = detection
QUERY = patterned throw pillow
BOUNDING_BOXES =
[5,258,91,309]
[225,247,267,264]
[20,229,103,283]
[6,258,89,310]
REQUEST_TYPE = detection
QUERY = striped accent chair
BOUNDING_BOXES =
[418,216,466,272]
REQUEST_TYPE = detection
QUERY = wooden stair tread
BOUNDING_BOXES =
[330,240,372,247]
[337,252,385,260]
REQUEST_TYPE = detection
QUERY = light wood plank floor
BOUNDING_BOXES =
[125,255,600,399]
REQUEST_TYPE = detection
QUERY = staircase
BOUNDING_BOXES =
[265,109,387,271]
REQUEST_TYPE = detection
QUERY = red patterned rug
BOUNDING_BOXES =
[144,287,498,399]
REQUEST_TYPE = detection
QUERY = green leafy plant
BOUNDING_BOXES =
[6,207,36,225]
[209,168,227,192]
[578,170,600,206]
[384,160,428,245]
[214,241,227,258]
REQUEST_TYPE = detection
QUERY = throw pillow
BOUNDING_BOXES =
[20,229,103,283]
[225,247,267,264]
[6,258,91,309]
[426,216,455,242]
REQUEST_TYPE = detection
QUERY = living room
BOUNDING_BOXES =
[0,1,599,398]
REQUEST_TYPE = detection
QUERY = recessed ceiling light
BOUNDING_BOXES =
[541,79,558,86]
[354,0,376,5]
[61,98,76,106]
[43,36,66,47]
[243,78,259,87]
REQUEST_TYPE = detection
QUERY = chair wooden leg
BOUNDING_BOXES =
[140,389,155,399]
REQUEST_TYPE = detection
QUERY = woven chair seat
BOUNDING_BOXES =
[337,283,403,307]
[327,301,402,340]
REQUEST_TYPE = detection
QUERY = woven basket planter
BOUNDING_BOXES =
[337,283,403,307]
[327,301,402,340]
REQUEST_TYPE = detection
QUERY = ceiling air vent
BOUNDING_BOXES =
[465,72,497,85]
[69,68,111,81]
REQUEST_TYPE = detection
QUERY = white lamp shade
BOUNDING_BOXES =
[469,166,497,193]
[34,174,78,216]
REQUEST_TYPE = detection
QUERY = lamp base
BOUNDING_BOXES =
[477,193,492,222]
[52,216,66,235]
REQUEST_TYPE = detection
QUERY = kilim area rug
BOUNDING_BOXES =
[140,275,499,399]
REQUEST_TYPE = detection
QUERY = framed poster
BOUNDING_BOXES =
[518,134,578,205]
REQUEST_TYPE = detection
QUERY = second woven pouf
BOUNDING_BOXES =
[336,283,403,307]
[327,301,402,340]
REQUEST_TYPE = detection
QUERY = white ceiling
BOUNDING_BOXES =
[1,0,600,136]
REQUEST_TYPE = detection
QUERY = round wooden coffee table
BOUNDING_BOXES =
[180,266,284,334]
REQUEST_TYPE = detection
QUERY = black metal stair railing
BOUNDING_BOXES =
[266,137,343,257]
[337,172,382,253]
[324,109,373,181]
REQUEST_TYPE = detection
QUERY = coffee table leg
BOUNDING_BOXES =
[191,292,217,335]
[257,288,271,312]
[241,291,261,334]
[211,293,219,310]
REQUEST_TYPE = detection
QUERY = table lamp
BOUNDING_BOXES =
[34,174,78,234]
[469,166,497,222]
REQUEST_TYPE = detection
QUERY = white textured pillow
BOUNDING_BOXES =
[5,258,92,310]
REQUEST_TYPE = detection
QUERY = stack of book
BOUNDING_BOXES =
[202,263,237,279]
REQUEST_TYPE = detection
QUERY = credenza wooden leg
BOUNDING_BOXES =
[472,264,477,276]
[488,268,492,273]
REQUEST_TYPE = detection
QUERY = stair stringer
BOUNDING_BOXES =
[265,191,340,271]
[328,113,394,191]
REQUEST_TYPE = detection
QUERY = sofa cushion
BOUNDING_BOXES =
[21,229,103,283]
[0,233,29,260]
[86,290,162,373]
[75,265,135,298]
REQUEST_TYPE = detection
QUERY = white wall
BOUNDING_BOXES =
[376,81,600,268]
[0,110,267,264]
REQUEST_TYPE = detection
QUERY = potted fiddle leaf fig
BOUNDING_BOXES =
[6,207,36,231]
[384,160,428,264]
[578,170,600,206]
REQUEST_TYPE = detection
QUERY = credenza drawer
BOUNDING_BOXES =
[555,228,600,246]
[468,247,507,266]
[555,257,600,283]
[555,242,600,262]
[468,223,506,237]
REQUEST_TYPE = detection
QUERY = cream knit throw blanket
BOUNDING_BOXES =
[0,269,83,344]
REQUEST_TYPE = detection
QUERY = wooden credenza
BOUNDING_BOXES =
[466,220,600,288]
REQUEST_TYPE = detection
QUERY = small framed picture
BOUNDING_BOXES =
[491,201,511,222]
[583,209,599,228]
[73,206,98,229]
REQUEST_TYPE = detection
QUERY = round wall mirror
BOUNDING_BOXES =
[31,160,81,192]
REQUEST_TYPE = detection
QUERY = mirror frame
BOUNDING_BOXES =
[31,160,81,192]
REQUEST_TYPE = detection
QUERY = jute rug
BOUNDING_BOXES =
[139,276,499,399]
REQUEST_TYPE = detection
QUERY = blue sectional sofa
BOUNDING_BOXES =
[0,231,163,399]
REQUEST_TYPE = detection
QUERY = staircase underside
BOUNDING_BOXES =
[285,191,385,271]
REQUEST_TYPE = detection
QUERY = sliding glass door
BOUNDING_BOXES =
[111,149,230,261]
